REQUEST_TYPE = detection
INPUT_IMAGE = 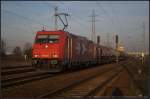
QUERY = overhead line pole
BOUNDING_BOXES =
[141,21,146,64]
[92,10,96,42]
[142,21,146,54]
[93,10,96,42]
[54,7,58,30]
[115,35,119,63]
[89,10,98,43]
[107,33,110,47]
[91,12,94,41]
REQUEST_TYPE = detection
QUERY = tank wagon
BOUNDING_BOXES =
[32,30,123,71]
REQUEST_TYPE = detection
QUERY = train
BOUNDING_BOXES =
[32,30,126,72]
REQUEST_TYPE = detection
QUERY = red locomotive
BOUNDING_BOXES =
[31,11,128,72]
[32,30,120,71]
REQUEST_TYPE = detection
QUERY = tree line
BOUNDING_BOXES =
[1,39,32,59]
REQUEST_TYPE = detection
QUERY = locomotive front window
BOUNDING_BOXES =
[48,35,59,43]
[35,34,59,43]
[36,35,48,43]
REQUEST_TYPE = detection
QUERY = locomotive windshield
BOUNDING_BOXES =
[35,34,59,43]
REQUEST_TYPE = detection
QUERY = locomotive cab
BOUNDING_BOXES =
[32,30,66,71]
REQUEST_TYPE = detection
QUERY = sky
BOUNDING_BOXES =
[1,1,149,54]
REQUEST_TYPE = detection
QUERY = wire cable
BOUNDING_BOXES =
[2,9,49,28]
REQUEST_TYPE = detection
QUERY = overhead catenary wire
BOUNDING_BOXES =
[43,2,67,30]
[96,1,114,25]
[43,1,88,33]
[108,3,121,48]
[96,1,122,49]
[2,5,50,53]
[2,2,55,30]
[2,9,47,52]
[2,9,49,28]
[2,11,43,34]
[110,3,122,34]
[58,3,88,30]
[45,2,87,27]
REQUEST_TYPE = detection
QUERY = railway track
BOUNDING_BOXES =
[1,63,116,89]
[2,65,35,76]
[1,70,55,88]
[1,65,62,88]
[39,65,123,98]
[2,62,121,98]
[2,65,32,70]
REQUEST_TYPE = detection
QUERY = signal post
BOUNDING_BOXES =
[115,35,119,63]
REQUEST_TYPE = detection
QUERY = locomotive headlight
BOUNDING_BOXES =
[34,54,38,57]
[45,45,48,48]
[52,54,58,58]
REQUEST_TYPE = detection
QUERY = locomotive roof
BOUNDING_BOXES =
[36,30,66,34]
[36,30,89,40]
[36,30,114,50]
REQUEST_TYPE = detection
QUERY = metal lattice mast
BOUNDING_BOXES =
[107,33,110,47]
[89,10,98,42]
[54,7,58,30]
[142,21,146,54]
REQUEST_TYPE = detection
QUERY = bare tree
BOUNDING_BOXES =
[13,46,22,56]
[23,42,32,59]
[1,39,6,57]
